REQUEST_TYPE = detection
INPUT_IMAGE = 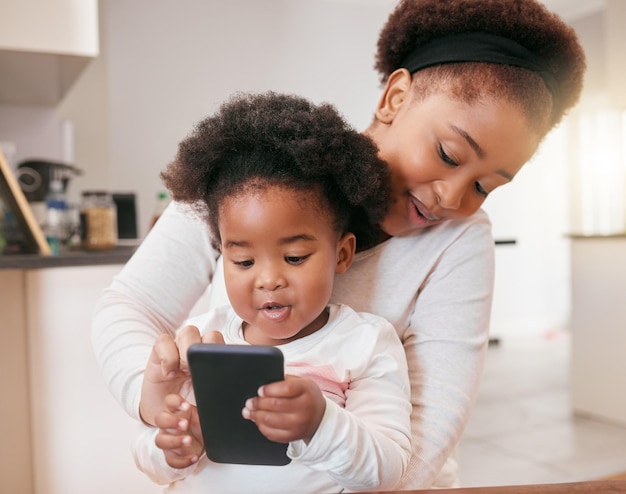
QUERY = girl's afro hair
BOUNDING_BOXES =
[162,91,392,250]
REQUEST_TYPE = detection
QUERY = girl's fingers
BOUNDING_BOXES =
[152,334,181,379]
[202,330,225,344]
[155,397,192,431]
[175,325,203,372]
[164,394,190,413]
[155,412,189,432]
[155,431,193,451]
[165,454,199,470]
[258,375,303,399]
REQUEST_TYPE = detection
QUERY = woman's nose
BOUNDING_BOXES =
[433,180,463,210]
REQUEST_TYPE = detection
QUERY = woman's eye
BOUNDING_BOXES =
[234,259,254,268]
[475,182,488,197]
[438,144,458,167]
[285,255,309,265]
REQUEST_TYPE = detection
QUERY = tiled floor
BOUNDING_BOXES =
[458,331,626,487]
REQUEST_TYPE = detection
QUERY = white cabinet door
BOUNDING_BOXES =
[0,0,99,105]
[26,265,160,494]
[0,0,98,55]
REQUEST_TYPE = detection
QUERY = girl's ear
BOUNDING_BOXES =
[374,68,412,124]
[335,233,356,274]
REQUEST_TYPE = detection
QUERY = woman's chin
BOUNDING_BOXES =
[381,215,430,237]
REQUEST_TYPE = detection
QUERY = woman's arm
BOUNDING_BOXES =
[398,214,495,489]
[91,202,218,420]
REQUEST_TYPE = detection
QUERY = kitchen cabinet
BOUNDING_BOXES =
[570,234,626,427]
[0,258,159,493]
[0,270,33,494]
[25,265,160,494]
[0,0,99,105]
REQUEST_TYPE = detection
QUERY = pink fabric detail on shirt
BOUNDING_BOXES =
[285,362,349,407]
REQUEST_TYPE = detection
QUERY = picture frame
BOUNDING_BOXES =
[0,149,51,255]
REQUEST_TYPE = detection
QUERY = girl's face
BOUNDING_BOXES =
[366,70,541,237]
[218,185,354,346]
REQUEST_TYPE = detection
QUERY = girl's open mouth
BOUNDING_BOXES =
[260,303,291,322]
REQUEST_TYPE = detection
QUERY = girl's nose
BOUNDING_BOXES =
[255,265,285,291]
[433,180,463,210]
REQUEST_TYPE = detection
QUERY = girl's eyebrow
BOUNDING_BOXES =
[223,239,249,248]
[451,125,484,158]
[223,234,316,249]
[279,234,316,245]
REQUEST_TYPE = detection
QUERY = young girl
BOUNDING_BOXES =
[92,0,586,488]
[132,92,412,493]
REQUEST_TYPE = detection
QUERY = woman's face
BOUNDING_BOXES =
[366,73,541,237]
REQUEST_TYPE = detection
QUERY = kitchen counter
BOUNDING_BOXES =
[362,479,626,493]
[567,232,626,239]
[0,244,138,270]
[569,234,626,426]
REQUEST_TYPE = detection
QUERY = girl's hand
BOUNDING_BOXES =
[140,327,224,426]
[154,394,204,469]
[242,375,326,444]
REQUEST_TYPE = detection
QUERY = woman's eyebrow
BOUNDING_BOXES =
[451,125,484,158]
[497,169,514,181]
[451,124,513,181]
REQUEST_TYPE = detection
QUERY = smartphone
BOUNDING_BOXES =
[187,343,290,466]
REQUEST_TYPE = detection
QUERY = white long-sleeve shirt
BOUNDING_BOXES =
[92,201,494,489]
[132,303,412,493]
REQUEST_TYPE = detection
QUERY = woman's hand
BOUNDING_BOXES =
[140,326,224,426]
[242,375,326,444]
[154,394,204,468]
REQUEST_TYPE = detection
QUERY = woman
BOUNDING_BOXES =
[91,0,585,489]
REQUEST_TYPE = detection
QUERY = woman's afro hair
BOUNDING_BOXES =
[375,0,586,129]
[161,91,392,251]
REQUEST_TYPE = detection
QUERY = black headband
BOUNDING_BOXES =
[400,31,558,102]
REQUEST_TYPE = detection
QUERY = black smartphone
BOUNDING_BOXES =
[187,343,290,466]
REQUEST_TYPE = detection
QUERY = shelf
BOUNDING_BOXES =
[0,245,137,270]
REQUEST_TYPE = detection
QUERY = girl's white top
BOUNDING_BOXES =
[132,303,412,493]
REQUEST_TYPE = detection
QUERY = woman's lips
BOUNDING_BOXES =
[409,195,439,224]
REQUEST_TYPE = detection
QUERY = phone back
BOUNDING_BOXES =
[187,343,290,466]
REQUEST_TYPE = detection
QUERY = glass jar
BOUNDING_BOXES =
[80,191,118,251]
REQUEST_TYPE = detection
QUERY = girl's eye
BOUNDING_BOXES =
[475,182,488,197]
[234,259,254,268]
[438,143,458,167]
[285,255,309,265]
